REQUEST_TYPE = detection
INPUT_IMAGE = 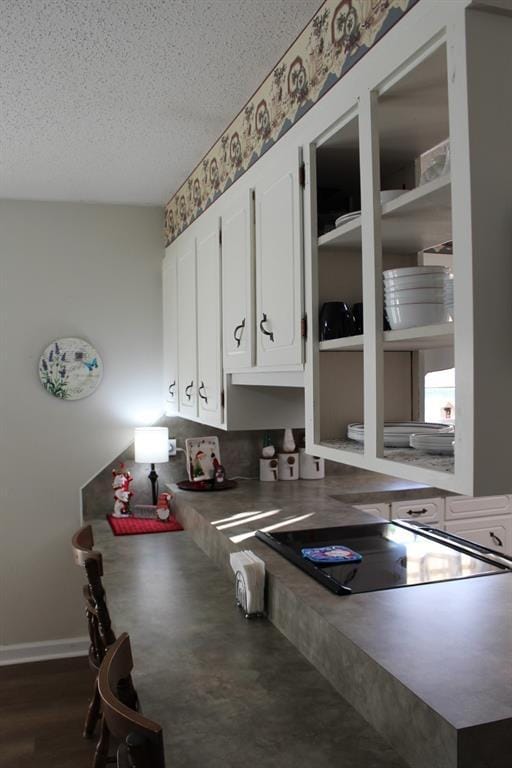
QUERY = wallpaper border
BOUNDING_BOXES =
[164,0,420,246]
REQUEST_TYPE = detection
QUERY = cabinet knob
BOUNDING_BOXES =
[259,313,274,342]
[489,531,504,548]
[185,381,194,401]
[168,380,176,397]
[233,318,245,348]
[198,381,208,404]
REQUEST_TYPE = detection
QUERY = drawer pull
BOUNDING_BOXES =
[259,313,275,342]
[233,318,245,348]
[185,381,194,401]
[490,531,504,548]
[406,508,428,516]
[198,381,208,404]
[168,380,176,397]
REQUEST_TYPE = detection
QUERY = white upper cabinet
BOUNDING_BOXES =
[303,2,512,495]
[255,146,304,368]
[196,217,223,425]
[222,188,254,371]
[162,247,178,414]
[177,233,197,419]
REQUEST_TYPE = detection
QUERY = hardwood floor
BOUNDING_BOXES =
[0,656,95,768]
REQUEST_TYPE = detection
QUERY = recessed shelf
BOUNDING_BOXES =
[320,439,454,474]
[318,213,362,249]
[381,175,451,253]
[318,322,453,352]
[318,174,451,254]
[383,322,453,350]
[319,335,364,351]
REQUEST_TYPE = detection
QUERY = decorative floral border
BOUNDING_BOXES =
[164,0,419,246]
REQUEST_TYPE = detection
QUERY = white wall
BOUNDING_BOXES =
[0,200,164,651]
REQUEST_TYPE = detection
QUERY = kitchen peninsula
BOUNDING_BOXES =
[171,478,512,768]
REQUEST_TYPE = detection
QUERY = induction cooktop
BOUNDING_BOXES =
[255,520,512,595]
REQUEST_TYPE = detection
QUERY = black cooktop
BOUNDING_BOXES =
[256,520,512,595]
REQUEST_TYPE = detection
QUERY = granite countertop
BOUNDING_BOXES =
[171,476,512,736]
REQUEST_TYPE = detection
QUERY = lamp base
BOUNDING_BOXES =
[148,463,159,506]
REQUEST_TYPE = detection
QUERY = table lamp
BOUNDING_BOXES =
[134,427,169,505]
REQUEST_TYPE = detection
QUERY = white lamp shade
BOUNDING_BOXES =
[134,427,169,464]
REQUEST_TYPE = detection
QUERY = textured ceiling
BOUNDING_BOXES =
[0,0,321,206]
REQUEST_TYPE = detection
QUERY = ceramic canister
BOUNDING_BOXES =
[259,457,279,482]
[299,448,325,480]
[277,452,299,481]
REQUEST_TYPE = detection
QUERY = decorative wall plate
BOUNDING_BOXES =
[38,337,103,400]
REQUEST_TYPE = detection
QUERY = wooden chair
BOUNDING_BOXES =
[72,525,116,741]
[98,633,166,768]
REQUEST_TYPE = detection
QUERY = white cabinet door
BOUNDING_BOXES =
[354,503,390,520]
[445,495,512,521]
[196,220,223,425]
[391,498,444,525]
[177,238,197,418]
[222,189,254,371]
[256,150,303,367]
[162,247,179,414]
[445,515,512,556]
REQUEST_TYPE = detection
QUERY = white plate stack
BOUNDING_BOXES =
[444,273,454,320]
[383,266,452,330]
[347,421,449,448]
[410,430,455,455]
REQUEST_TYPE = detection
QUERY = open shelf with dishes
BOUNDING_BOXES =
[378,42,455,477]
[319,323,453,353]
[318,174,452,253]
[305,34,467,489]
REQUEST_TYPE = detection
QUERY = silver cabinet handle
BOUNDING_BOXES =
[185,381,193,401]
[259,313,274,342]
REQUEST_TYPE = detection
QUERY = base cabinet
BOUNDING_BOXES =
[445,495,511,520]
[354,503,390,520]
[445,516,512,556]
[391,498,443,526]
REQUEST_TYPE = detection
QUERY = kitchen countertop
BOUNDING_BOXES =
[171,476,512,768]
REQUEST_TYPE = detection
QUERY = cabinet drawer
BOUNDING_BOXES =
[354,504,390,520]
[445,495,512,520]
[445,515,512,556]
[391,498,443,525]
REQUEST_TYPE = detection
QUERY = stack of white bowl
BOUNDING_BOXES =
[384,266,452,330]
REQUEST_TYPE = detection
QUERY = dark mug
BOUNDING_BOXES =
[319,302,355,340]
[352,302,363,335]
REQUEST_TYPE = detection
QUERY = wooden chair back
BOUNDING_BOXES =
[98,633,166,768]
[71,523,103,575]
[71,524,115,649]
